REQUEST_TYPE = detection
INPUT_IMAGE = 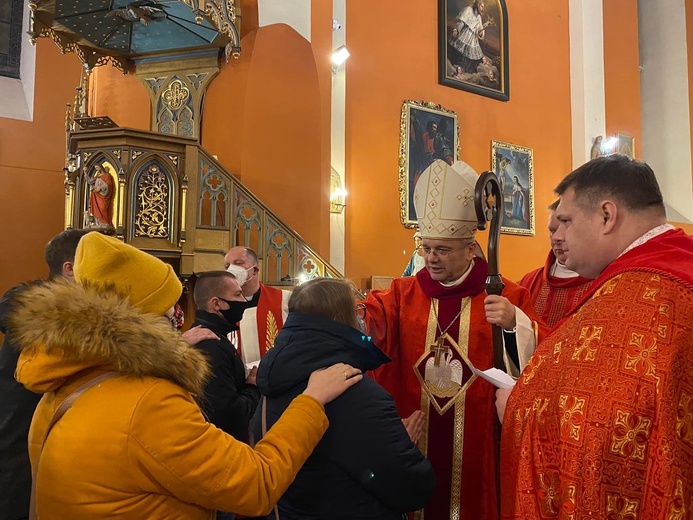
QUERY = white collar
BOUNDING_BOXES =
[550,259,580,279]
[619,224,675,257]
[439,259,475,288]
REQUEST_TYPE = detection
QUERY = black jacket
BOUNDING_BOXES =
[191,310,260,443]
[254,313,435,520]
[0,284,42,520]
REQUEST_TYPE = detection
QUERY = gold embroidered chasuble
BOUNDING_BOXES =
[502,229,693,519]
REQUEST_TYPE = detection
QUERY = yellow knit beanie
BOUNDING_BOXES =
[73,232,182,315]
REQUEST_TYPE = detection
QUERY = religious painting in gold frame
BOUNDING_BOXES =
[399,100,460,228]
[491,140,535,236]
[439,0,510,101]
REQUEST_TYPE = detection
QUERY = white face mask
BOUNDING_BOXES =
[226,264,254,286]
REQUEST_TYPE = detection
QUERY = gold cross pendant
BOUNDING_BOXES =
[430,335,449,367]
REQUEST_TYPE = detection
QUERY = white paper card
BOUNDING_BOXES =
[469,363,516,389]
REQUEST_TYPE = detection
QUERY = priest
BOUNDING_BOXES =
[365,159,548,519]
[499,154,693,518]
[519,200,592,328]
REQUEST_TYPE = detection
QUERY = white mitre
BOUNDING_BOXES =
[413,159,480,240]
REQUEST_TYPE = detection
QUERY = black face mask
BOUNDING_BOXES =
[217,297,247,325]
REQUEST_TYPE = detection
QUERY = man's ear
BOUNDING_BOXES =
[600,201,618,233]
[62,261,75,278]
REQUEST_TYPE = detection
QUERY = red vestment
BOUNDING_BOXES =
[237,284,289,365]
[365,260,547,519]
[502,229,693,518]
[89,171,114,227]
[519,251,593,328]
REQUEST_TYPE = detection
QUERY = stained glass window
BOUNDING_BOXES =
[0,0,23,79]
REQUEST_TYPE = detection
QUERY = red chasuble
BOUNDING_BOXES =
[365,259,546,520]
[502,229,693,518]
[519,251,593,328]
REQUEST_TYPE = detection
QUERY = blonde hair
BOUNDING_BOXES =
[289,278,358,329]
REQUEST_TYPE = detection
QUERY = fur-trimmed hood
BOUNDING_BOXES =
[7,278,209,395]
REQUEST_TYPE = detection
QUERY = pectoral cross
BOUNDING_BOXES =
[430,335,449,367]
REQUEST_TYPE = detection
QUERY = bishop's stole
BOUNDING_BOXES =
[365,259,546,520]
[501,229,693,518]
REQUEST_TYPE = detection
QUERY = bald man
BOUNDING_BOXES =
[223,247,291,366]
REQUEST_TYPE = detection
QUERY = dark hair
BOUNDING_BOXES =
[555,154,665,216]
[548,199,560,211]
[193,270,236,308]
[289,278,358,329]
[44,229,89,277]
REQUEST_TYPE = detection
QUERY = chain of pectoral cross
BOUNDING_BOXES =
[430,299,468,367]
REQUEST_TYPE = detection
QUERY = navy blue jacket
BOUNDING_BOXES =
[254,313,435,520]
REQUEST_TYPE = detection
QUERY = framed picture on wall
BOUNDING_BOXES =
[439,0,509,101]
[491,140,535,236]
[399,100,460,228]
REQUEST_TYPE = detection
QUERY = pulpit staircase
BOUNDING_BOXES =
[65,125,343,289]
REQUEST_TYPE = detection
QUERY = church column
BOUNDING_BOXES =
[638,0,693,223]
[330,0,346,273]
[569,0,606,168]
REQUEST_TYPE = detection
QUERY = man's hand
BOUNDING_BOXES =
[181,325,218,345]
[303,363,363,405]
[484,295,516,330]
[402,410,425,443]
[495,387,513,423]
[246,366,258,386]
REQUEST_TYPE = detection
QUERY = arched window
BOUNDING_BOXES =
[0,0,23,79]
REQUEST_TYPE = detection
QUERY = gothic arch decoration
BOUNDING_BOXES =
[199,157,229,228]
[297,245,323,282]
[266,218,292,283]
[138,58,219,140]
[156,77,195,137]
[234,191,262,253]
[131,159,175,240]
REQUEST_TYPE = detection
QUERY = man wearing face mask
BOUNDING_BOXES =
[224,247,291,367]
[190,271,260,446]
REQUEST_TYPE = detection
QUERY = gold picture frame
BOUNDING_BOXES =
[398,100,460,228]
[491,140,535,236]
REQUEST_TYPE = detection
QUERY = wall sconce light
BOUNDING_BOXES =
[331,45,350,72]
[330,188,347,213]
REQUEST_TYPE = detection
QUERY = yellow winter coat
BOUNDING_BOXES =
[9,279,328,520]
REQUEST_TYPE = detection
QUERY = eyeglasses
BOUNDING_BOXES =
[356,303,367,320]
[416,245,470,258]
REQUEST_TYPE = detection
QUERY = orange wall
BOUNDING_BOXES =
[202,23,330,253]
[90,64,150,131]
[344,0,573,288]
[0,40,83,297]
[603,0,642,158]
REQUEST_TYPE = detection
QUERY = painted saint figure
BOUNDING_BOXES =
[85,164,115,228]
[449,1,494,73]
[511,175,529,224]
